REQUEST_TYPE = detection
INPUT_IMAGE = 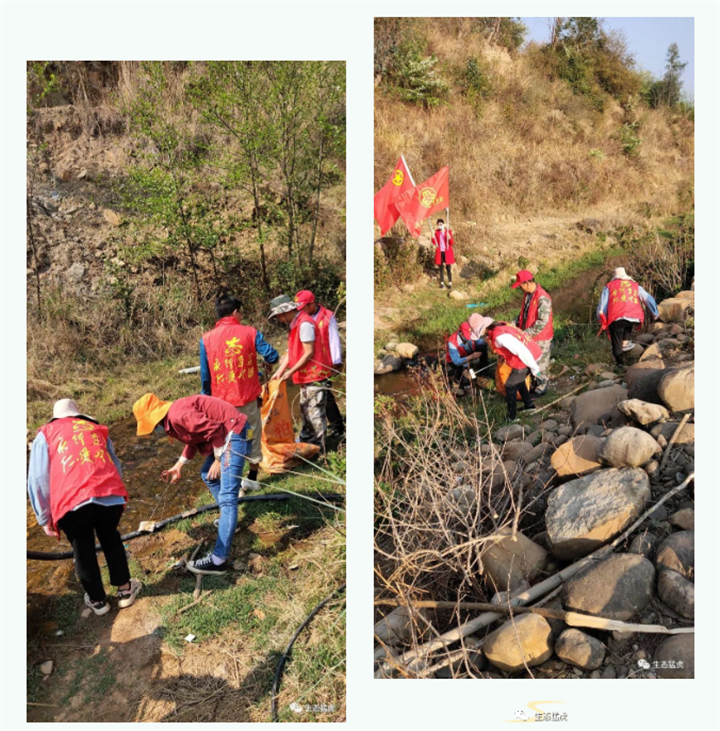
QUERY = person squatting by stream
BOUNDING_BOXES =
[200,293,279,492]
[512,269,553,396]
[597,267,659,367]
[27,399,142,614]
[445,314,489,396]
[268,294,336,450]
[474,318,541,421]
[133,393,251,576]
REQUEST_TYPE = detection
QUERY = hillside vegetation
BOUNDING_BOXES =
[374,18,693,300]
[26,61,346,427]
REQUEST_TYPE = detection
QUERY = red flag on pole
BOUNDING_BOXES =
[373,156,415,236]
[395,165,449,238]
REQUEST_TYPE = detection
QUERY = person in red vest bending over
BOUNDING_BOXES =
[512,270,553,396]
[432,218,455,290]
[200,293,279,492]
[294,289,345,438]
[597,267,659,367]
[476,320,541,422]
[445,319,489,396]
[133,393,251,576]
[27,399,141,615]
[268,294,333,449]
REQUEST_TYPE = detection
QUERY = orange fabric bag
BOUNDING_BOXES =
[494,360,532,399]
[259,380,320,474]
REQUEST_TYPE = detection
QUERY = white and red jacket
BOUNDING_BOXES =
[288,311,333,385]
[201,317,261,406]
[37,418,128,530]
[488,324,542,374]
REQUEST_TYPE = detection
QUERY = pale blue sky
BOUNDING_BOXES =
[521,17,695,99]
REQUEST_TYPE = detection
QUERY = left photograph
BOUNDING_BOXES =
[26,61,346,723]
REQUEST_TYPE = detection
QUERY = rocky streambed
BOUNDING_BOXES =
[374,290,695,679]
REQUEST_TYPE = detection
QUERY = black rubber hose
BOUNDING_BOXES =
[271,583,346,722]
[27,492,345,561]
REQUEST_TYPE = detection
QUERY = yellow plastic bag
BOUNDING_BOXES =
[495,360,532,399]
[259,380,320,474]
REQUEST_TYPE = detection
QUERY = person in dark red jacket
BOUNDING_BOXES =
[512,270,553,395]
[432,219,455,290]
[133,393,251,576]
[27,399,141,615]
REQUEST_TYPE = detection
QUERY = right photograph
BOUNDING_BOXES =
[373,17,695,681]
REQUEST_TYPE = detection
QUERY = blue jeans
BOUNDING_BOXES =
[200,424,251,561]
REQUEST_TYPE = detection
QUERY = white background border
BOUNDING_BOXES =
[1,2,717,730]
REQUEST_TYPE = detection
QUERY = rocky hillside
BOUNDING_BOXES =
[374,289,695,679]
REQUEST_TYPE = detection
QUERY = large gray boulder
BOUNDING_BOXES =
[658,364,694,414]
[481,528,548,592]
[545,468,651,560]
[555,629,606,670]
[617,399,670,426]
[653,635,694,678]
[655,531,694,581]
[482,614,554,673]
[626,360,668,404]
[562,553,655,621]
[650,421,695,444]
[599,427,660,467]
[502,441,535,462]
[550,435,603,478]
[657,569,694,619]
[570,385,628,431]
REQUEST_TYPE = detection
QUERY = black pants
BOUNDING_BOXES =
[57,503,130,602]
[608,319,635,366]
[438,252,452,285]
[325,387,345,434]
[505,367,534,419]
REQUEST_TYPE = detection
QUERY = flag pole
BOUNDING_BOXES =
[401,153,416,187]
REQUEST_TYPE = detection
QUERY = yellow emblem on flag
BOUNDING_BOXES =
[392,169,404,186]
[418,186,437,208]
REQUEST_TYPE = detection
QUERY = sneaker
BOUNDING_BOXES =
[505,416,520,424]
[187,554,228,576]
[117,579,142,609]
[522,403,537,411]
[439,282,446,289]
[622,341,635,352]
[241,477,261,492]
[84,594,110,616]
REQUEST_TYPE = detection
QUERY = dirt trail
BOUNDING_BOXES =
[375,204,638,333]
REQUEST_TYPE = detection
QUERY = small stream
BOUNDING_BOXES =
[374,255,625,398]
[26,384,304,596]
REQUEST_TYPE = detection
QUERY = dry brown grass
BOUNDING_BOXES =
[375,23,693,232]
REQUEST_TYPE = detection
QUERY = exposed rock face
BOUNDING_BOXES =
[482,614,554,673]
[550,435,603,478]
[562,553,655,621]
[395,342,419,360]
[555,629,606,670]
[658,293,694,323]
[545,468,651,560]
[617,399,670,426]
[625,360,667,404]
[481,528,549,592]
[599,427,660,467]
[658,364,694,413]
[570,386,627,431]
[653,635,694,678]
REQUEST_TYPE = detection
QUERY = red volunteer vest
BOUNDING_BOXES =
[606,279,644,325]
[488,324,542,371]
[445,330,471,364]
[288,311,333,385]
[432,228,455,266]
[202,317,260,406]
[312,305,336,368]
[38,418,128,530]
[519,285,554,342]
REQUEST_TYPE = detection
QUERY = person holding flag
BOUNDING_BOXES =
[395,165,449,239]
[432,218,455,289]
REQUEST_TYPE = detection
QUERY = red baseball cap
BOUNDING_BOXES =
[459,322,472,340]
[294,290,315,308]
[511,270,534,289]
